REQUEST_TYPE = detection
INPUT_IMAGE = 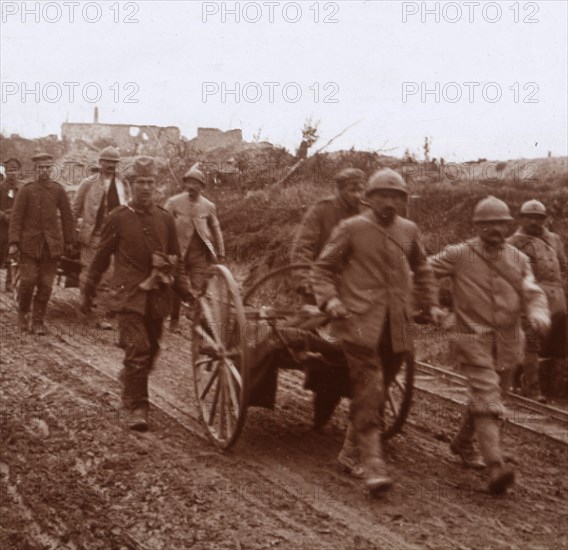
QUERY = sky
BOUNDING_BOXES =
[1,0,567,161]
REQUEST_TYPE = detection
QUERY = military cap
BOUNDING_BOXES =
[334,167,366,185]
[183,167,206,185]
[3,158,21,169]
[366,169,408,196]
[132,156,157,178]
[32,152,54,164]
[472,196,513,222]
[520,199,547,217]
[99,146,120,162]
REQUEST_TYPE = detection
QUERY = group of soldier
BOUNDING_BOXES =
[0,149,565,498]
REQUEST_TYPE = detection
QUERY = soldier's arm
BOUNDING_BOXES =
[208,204,225,259]
[82,213,118,296]
[7,186,27,245]
[428,244,460,279]
[311,221,351,310]
[407,229,439,309]
[58,186,76,243]
[292,204,322,264]
[521,260,550,326]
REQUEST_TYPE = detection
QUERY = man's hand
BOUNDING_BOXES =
[8,243,19,256]
[429,306,447,326]
[528,311,551,336]
[324,297,349,319]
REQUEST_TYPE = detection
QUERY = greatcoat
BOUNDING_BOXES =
[429,237,549,370]
[311,210,438,351]
[163,193,224,261]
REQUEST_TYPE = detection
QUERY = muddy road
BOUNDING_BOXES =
[1,284,567,549]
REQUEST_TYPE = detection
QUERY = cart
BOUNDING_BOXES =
[192,263,415,449]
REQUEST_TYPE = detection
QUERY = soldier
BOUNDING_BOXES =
[291,167,367,467]
[8,153,75,334]
[80,156,193,431]
[73,146,130,286]
[164,167,225,332]
[508,200,567,401]
[0,158,24,292]
[429,196,550,494]
[312,169,443,495]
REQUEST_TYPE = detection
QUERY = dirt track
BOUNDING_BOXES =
[1,284,568,550]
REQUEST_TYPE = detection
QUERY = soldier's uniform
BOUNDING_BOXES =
[82,157,191,430]
[164,167,224,330]
[291,168,366,437]
[430,197,549,493]
[0,159,24,291]
[508,212,567,396]
[8,153,75,330]
[312,169,438,493]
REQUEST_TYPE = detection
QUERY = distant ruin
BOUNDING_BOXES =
[188,128,243,151]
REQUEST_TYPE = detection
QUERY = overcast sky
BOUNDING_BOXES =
[1,0,567,161]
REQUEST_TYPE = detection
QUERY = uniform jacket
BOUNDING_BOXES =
[163,193,224,261]
[429,237,549,370]
[0,179,24,243]
[83,202,191,318]
[292,194,360,263]
[8,179,75,259]
[73,173,130,245]
[508,229,567,315]
[311,211,438,351]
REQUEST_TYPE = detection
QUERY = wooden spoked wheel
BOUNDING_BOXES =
[381,353,415,441]
[192,265,248,449]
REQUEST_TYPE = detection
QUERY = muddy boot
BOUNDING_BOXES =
[17,312,29,333]
[450,409,486,470]
[337,422,364,479]
[475,416,514,495]
[521,352,546,403]
[357,427,393,495]
[127,407,149,432]
[120,370,150,431]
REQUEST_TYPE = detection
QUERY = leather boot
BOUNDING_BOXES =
[521,352,546,403]
[475,416,514,495]
[357,427,393,495]
[18,312,29,333]
[450,408,486,470]
[337,422,364,479]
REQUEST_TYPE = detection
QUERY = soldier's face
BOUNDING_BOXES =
[37,163,53,182]
[475,221,511,244]
[184,178,203,200]
[100,159,118,176]
[366,189,407,225]
[337,180,366,208]
[132,177,156,207]
[520,214,546,236]
[5,163,19,184]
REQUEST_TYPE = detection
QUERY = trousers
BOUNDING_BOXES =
[18,244,58,322]
[117,310,163,411]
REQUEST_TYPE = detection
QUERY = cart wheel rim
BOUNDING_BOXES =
[192,265,248,449]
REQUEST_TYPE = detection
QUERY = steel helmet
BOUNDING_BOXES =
[472,196,513,222]
[520,199,547,217]
[334,167,366,186]
[99,146,120,162]
[183,167,206,185]
[366,169,408,196]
